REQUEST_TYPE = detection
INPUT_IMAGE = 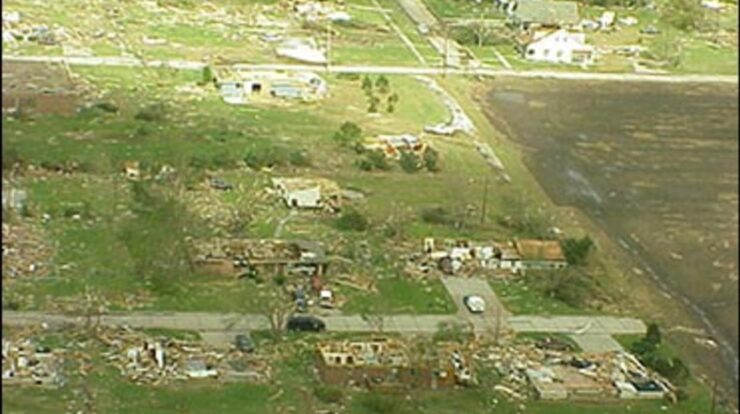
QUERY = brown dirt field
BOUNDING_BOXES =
[482,79,739,405]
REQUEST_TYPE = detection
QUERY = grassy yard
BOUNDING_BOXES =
[341,276,455,314]
[490,278,590,316]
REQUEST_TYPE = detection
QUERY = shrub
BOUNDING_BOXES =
[243,144,284,169]
[332,122,362,148]
[201,65,214,84]
[288,150,311,167]
[420,206,452,225]
[2,145,24,171]
[335,207,369,231]
[375,75,390,93]
[361,75,373,92]
[313,385,344,404]
[423,147,440,172]
[386,92,399,113]
[358,393,402,414]
[561,236,594,266]
[367,95,380,113]
[368,151,389,170]
[134,103,167,122]
[399,151,421,173]
[273,274,286,286]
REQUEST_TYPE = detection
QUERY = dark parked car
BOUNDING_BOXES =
[234,333,254,353]
[286,316,326,332]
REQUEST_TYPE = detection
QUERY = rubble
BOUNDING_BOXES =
[474,340,672,402]
[316,338,474,389]
[275,38,327,64]
[217,69,328,105]
[406,237,565,278]
[271,177,342,211]
[97,326,270,385]
[361,134,428,159]
[191,238,327,279]
[2,221,55,280]
[2,334,64,388]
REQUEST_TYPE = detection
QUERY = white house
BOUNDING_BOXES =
[522,29,594,65]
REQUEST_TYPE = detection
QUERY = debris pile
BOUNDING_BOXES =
[416,77,475,136]
[191,238,327,279]
[2,336,63,388]
[406,237,566,277]
[474,342,672,402]
[98,326,270,385]
[2,221,55,279]
[271,177,342,212]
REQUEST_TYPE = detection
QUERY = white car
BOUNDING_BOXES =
[463,295,486,314]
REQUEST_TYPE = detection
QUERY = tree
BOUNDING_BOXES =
[118,182,195,296]
[645,322,662,346]
[201,65,214,84]
[332,121,362,148]
[662,0,707,32]
[561,236,594,266]
[260,290,293,340]
[646,31,684,68]
[335,207,369,231]
[386,93,399,113]
[375,75,390,94]
[399,151,421,173]
[423,147,440,172]
[367,95,380,113]
[357,150,390,171]
[360,304,385,333]
[361,75,373,93]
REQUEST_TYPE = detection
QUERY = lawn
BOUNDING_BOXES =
[341,276,455,314]
[490,278,590,315]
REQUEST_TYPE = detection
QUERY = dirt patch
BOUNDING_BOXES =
[2,61,88,116]
[482,79,738,404]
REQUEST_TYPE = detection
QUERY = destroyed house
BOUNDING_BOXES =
[272,177,341,210]
[2,61,87,116]
[362,134,427,159]
[217,70,327,104]
[191,238,327,278]
[507,0,580,30]
[316,339,459,389]
[514,239,567,270]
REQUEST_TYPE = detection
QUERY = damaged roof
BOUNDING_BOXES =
[514,239,566,261]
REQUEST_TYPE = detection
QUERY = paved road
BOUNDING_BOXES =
[507,315,646,335]
[4,55,736,84]
[568,333,625,353]
[2,310,645,336]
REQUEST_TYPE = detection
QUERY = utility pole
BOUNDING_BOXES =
[325,19,332,72]
[480,176,489,224]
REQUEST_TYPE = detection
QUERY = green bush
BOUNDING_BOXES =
[273,274,286,286]
[134,103,167,122]
[335,207,369,232]
[313,385,344,404]
[332,122,362,148]
[420,206,452,225]
[358,393,402,414]
[362,75,373,93]
[423,147,440,172]
[201,65,214,84]
[561,236,594,266]
[375,75,390,94]
[244,145,281,169]
[399,151,421,173]
[288,150,311,167]
[356,151,390,172]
